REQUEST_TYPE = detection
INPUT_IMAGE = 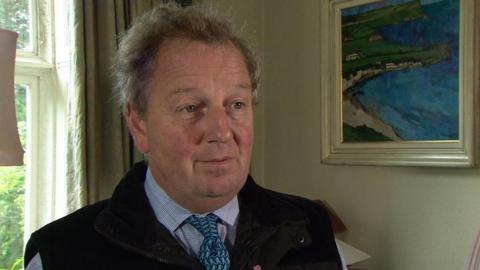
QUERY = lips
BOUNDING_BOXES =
[196,156,236,169]
[200,157,234,163]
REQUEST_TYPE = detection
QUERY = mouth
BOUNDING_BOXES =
[195,157,237,176]
[201,157,234,164]
[197,156,237,167]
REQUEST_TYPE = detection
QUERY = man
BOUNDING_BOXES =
[25,3,344,270]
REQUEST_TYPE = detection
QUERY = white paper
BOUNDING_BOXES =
[336,238,371,266]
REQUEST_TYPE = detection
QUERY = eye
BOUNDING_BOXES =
[232,101,245,110]
[184,104,197,113]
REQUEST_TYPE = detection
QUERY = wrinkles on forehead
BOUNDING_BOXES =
[150,39,251,92]
[168,83,252,99]
[156,39,245,74]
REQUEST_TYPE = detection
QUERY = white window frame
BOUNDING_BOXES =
[12,0,68,244]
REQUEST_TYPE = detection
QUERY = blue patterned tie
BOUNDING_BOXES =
[185,213,230,270]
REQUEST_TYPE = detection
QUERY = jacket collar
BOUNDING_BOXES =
[231,176,313,269]
[94,162,312,268]
[94,161,199,268]
[239,176,311,226]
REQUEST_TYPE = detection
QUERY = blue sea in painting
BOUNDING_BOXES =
[354,0,459,140]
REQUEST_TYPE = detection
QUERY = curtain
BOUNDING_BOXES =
[66,0,161,207]
[82,0,134,204]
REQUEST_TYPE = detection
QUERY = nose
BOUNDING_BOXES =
[204,107,232,143]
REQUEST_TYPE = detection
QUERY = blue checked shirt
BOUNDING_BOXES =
[144,168,239,256]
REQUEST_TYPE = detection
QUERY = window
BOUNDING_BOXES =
[0,0,64,268]
[0,85,26,269]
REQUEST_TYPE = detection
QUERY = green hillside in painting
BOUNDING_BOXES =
[342,0,449,78]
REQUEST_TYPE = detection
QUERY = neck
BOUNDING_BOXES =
[174,193,236,214]
[147,167,244,214]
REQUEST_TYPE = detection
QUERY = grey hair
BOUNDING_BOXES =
[112,3,260,116]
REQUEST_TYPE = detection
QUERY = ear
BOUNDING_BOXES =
[126,104,149,153]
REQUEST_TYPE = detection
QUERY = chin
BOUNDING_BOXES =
[202,174,245,197]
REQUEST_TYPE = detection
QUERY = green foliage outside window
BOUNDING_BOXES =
[0,1,31,268]
[0,85,27,270]
[0,0,31,50]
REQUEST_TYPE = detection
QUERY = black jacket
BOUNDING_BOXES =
[25,162,342,270]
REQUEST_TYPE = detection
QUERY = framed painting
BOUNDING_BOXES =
[320,0,479,167]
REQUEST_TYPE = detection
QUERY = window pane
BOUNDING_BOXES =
[0,84,27,270]
[0,0,32,51]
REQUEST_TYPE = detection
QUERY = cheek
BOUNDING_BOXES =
[160,128,197,160]
[237,125,254,152]
[173,135,193,157]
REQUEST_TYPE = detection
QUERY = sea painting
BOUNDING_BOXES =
[341,0,459,142]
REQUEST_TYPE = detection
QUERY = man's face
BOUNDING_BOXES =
[127,39,254,213]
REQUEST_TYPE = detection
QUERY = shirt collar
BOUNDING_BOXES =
[144,168,239,233]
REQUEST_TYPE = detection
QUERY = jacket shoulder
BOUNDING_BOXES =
[25,200,110,266]
[240,178,333,230]
[238,179,342,268]
[37,199,109,233]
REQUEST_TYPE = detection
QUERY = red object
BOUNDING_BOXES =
[313,200,347,234]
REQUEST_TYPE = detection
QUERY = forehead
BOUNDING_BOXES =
[151,38,250,86]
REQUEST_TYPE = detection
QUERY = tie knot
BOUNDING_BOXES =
[185,213,220,238]
[185,213,230,270]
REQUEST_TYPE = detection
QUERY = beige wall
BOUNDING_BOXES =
[209,0,480,269]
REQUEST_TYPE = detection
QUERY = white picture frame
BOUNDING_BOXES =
[320,0,479,167]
